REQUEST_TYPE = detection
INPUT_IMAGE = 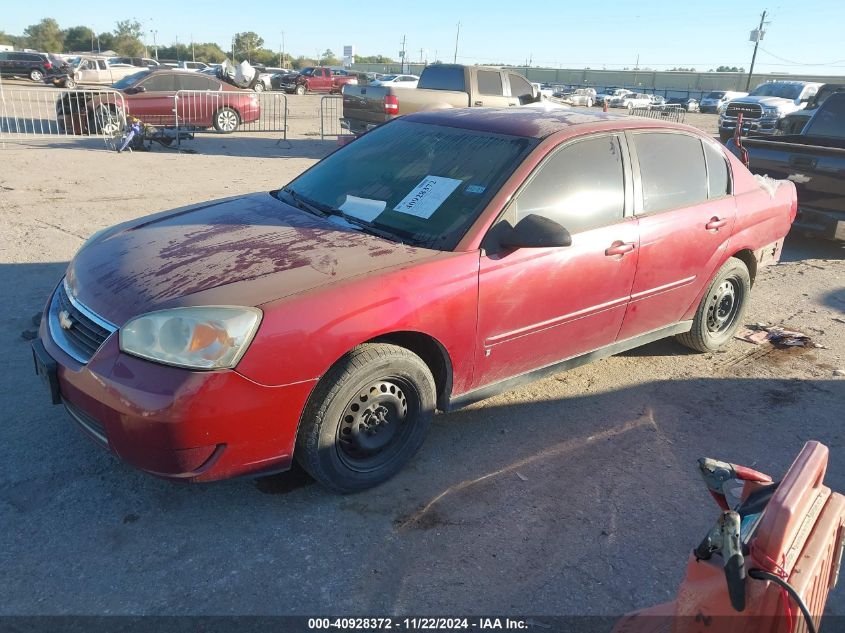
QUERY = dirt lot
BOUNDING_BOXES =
[1,91,844,620]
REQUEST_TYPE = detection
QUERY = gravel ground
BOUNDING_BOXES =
[1,90,844,620]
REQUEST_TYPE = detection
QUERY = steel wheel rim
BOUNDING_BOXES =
[336,377,419,473]
[706,278,741,334]
[218,110,237,131]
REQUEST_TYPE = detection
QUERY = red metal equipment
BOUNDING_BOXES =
[615,441,845,633]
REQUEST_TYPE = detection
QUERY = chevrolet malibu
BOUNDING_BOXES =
[33,109,797,492]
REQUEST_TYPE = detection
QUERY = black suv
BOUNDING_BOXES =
[0,51,68,81]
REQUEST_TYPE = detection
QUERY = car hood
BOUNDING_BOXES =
[729,95,797,108]
[66,192,437,325]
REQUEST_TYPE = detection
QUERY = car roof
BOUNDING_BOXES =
[402,107,703,140]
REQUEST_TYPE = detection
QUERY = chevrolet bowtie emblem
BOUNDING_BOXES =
[58,310,74,330]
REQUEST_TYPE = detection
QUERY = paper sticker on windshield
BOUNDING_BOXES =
[393,176,462,219]
[339,195,386,222]
[465,184,486,195]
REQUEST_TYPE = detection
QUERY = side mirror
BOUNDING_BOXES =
[132,86,146,94]
[500,214,572,249]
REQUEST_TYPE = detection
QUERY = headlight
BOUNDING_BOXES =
[120,306,262,370]
[762,106,781,117]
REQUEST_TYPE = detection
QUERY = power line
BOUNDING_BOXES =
[758,46,845,67]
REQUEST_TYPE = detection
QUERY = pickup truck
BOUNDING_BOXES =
[281,67,358,95]
[778,83,845,135]
[340,64,538,135]
[72,56,143,85]
[718,80,822,141]
[727,92,845,241]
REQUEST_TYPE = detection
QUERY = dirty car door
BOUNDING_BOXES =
[616,131,737,339]
[474,133,638,388]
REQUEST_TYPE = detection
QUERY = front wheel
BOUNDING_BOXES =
[295,343,436,493]
[295,84,306,96]
[676,258,751,353]
[213,107,240,133]
[254,82,264,92]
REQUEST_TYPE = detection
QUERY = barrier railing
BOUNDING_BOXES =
[0,86,127,145]
[628,104,687,123]
[174,90,287,140]
[320,95,353,140]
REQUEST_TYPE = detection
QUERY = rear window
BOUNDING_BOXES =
[417,66,465,92]
[804,94,845,139]
[281,120,536,250]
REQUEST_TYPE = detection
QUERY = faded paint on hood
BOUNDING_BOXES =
[66,192,436,325]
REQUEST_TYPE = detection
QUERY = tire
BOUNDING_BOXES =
[676,258,751,353]
[30,69,44,82]
[88,104,125,136]
[64,78,77,89]
[213,107,240,133]
[295,343,436,493]
[254,82,264,92]
[295,83,306,96]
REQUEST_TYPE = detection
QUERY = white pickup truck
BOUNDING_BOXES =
[72,56,143,85]
[718,80,822,141]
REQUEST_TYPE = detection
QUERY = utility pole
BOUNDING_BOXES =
[453,21,461,64]
[151,30,158,60]
[746,10,768,91]
[191,34,195,62]
[400,35,406,74]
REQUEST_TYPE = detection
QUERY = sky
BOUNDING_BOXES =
[4,0,845,75]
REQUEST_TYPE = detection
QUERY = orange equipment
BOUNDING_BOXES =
[615,441,845,633]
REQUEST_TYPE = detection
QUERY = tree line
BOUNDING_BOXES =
[0,19,397,70]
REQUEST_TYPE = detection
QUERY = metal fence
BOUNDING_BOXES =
[174,90,288,140]
[628,104,687,124]
[0,86,127,144]
[320,95,352,140]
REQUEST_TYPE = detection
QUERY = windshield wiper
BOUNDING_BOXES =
[279,187,329,217]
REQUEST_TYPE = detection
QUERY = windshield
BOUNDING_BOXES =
[112,71,150,89]
[749,83,803,99]
[279,120,537,250]
[705,91,725,99]
[301,67,314,76]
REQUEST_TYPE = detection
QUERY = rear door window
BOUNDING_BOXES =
[477,70,504,96]
[510,135,626,234]
[417,66,465,92]
[178,74,215,91]
[633,132,708,213]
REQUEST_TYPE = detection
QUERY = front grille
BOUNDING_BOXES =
[725,102,763,119]
[49,281,116,363]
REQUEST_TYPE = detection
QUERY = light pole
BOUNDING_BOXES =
[151,30,158,60]
[453,21,461,64]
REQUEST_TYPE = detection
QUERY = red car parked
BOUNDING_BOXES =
[33,109,797,492]
[59,68,260,134]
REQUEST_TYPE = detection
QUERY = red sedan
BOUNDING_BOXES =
[59,68,260,134]
[33,109,797,492]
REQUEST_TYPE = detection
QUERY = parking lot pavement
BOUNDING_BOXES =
[1,131,844,617]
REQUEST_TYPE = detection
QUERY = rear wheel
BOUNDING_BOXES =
[30,69,44,81]
[295,343,436,493]
[213,107,240,133]
[586,98,593,108]
[676,258,751,353]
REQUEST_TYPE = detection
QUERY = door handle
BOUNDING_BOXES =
[474,101,483,107]
[605,241,636,257]
[788,155,817,170]
[705,217,728,231]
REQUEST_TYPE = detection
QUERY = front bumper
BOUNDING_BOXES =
[719,115,780,136]
[792,207,845,242]
[36,295,316,482]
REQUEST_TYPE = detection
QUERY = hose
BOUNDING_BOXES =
[748,568,817,633]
